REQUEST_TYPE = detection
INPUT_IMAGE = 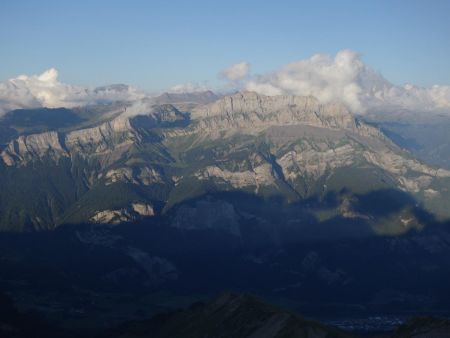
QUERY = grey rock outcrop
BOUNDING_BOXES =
[90,203,155,225]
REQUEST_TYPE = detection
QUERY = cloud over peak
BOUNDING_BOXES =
[243,50,450,114]
[0,68,145,116]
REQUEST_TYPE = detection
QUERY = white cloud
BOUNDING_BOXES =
[121,99,155,117]
[221,62,250,81]
[169,82,210,93]
[0,68,146,116]
[243,50,450,114]
[2,55,450,117]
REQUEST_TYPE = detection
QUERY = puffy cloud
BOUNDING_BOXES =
[221,62,250,81]
[0,68,145,116]
[244,50,450,114]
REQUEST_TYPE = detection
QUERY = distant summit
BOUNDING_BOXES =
[153,90,219,105]
[94,83,132,93]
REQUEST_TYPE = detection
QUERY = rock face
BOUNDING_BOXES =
[65,115,135,156]
[189,91,366,135]
[195,152,279,192]
[90,203,154,225]
[90,209,134,225]
[1,131,67,165]
[131,203,155,217]
[278,143,355,181]
[1,91,450,231]
[0,104,186,167]
[102,166,163,186]
[1,115,136,166]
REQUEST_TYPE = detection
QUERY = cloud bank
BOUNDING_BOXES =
[243,50,450,114]
[0,68,145,116]
[221,62,250,81]
[2,52,450,117]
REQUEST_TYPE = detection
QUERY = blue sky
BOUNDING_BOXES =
[1,0,449,91]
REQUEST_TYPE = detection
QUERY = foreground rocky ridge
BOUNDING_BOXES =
[3,288,448,338]
[104,292,351,338]
[0,92,450,231]
[102,292,450,338]
[102,293,450,338]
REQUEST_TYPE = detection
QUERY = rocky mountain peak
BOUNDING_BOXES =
[194,91,351,115]
[189,91,358,133]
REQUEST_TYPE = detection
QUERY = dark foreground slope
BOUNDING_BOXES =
[1,288,449,338]
[1,219,450,331]
[0,291,75,338]
[103,292,351,338]
[390,317,450,338]
[103,293,450,338]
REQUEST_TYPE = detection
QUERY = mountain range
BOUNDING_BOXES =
[1,91,449,236]
[1,90,450,332]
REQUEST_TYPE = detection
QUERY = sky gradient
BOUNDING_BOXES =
[1,0,450,91]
